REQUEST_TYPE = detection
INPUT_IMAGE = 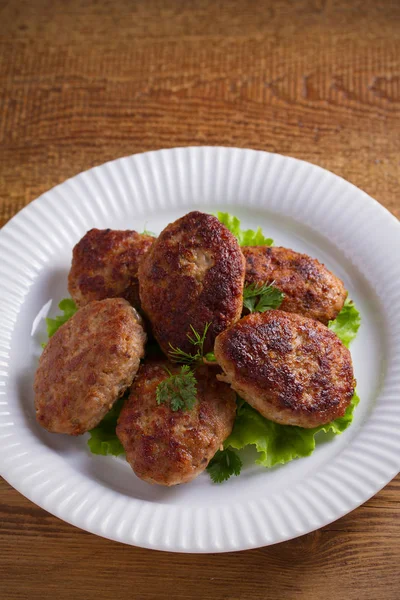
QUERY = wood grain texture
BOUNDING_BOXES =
[0,1,399,598]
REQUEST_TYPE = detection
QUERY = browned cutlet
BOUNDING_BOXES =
[243,246,347,324]
[34,298,146,435]
[214,310,355,428]
[116,360,237,486]
[68,228,154,309]
[138,211,245,357]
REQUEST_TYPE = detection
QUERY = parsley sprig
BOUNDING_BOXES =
[156,365,197,412]
[168,322,211,365]
[157,323,213,412]
[243,282,284,313]
[207,448,243,483]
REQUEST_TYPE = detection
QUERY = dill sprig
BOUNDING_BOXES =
[168,322,212,365]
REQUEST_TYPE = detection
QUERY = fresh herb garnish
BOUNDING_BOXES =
[216,212,273,246]
[156,365,198,412]
[207,448,243,483]
[243,282,284,313]
[168,322,211,365]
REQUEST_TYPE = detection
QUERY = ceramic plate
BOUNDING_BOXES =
[1,147,399,553]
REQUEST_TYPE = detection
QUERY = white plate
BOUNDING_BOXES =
[1,147,399,553]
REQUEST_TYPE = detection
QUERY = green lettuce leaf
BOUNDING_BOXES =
[143,227,157,237]
[87,396,125,457]
[226,392,359,469]
[216,212,273,246]
[46,298,78,337]
[328,297,361,347]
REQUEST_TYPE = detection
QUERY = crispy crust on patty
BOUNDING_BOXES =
[138,211,245,357]
[116,360,237,485]
[214,310,355,428]
[34,298,147,435]
[68,228,154,309]
[243,246,347,324]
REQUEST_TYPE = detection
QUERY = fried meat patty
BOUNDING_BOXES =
[138,211,245,356]
[214,310,355,428]
[243,246,346,324]
[34,298,146,435]
[116,360,237,485]
[68,228,154,309]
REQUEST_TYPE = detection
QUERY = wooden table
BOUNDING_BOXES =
[1,1,399,598]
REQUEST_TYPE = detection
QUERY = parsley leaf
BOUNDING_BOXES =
[168,323,211,365]
[207,448,243,483]
[46,298,78,337]
[328,297,361,347]
[243,282,284,313]
[216,212,273,246]
[156,365,197,412]
[87,396,125,457]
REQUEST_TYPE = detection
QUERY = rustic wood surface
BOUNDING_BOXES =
[1,1,399,598]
